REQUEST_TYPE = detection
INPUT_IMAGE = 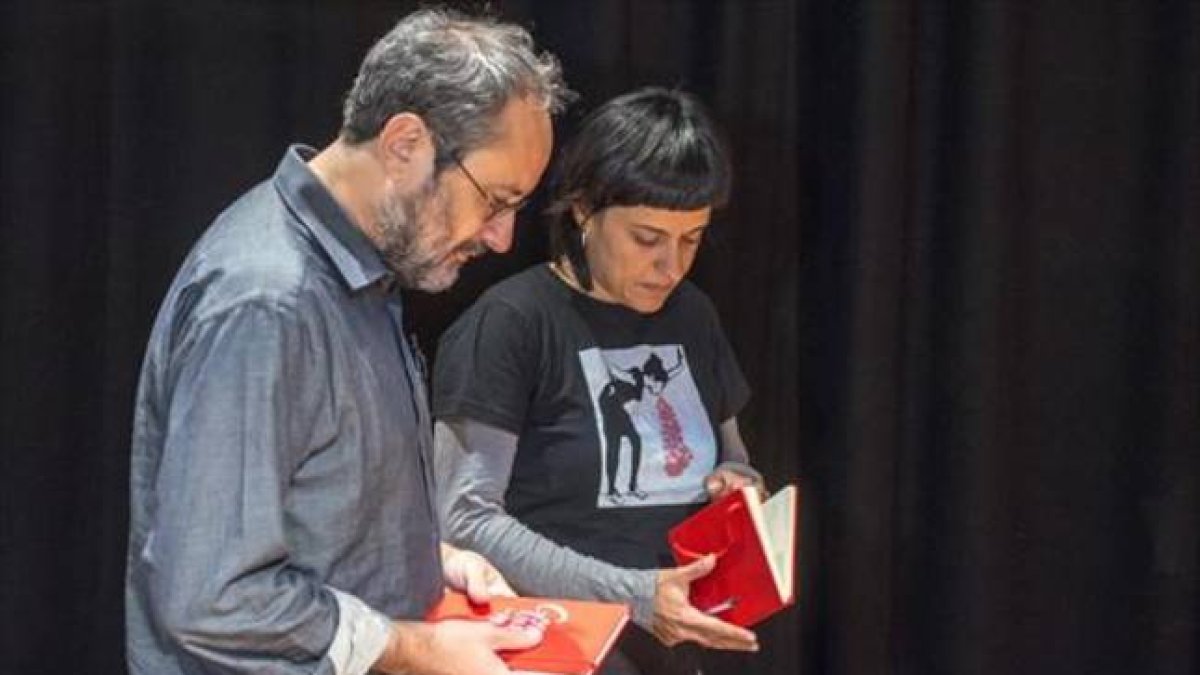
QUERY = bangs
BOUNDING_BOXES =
[559,88,731,214]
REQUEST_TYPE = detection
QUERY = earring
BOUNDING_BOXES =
[580,227,589,249]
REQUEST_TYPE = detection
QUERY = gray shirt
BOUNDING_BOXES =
[126,146,442,674]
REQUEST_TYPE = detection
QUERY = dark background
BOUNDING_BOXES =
[1,1,1196,674]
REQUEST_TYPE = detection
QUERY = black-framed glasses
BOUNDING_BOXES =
[448,153,530,222]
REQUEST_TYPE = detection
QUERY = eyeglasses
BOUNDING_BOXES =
[449,153,529,222]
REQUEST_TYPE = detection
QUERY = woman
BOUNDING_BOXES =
[432,87,764,675]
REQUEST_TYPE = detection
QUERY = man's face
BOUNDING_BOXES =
[376,96,554,292]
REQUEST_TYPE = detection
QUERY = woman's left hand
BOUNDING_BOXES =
[441,544,517,603]
[651,555,759,651]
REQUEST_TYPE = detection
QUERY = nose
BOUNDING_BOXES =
[479,212,516,253]
[657,241,686,282]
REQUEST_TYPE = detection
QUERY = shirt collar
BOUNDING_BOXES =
[272,144,393,292]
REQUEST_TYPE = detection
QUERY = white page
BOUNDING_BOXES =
[758,485,796,599]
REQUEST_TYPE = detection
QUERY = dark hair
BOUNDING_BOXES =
[547,87,732,288]
[340,8,570,164]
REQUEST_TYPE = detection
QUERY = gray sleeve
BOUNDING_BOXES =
[716,417,764,485]
[139,303,343,673]
[434,418,659,628]
[327,589,393,675]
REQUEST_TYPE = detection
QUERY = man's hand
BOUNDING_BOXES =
[651,555,759,651]
[441,544,516,603]
[704,466,764,500]
[374,618,543,675]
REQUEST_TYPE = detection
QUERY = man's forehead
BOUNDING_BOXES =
[469,99,553,191]
[489,98,553,153]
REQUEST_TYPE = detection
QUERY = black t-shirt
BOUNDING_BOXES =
[434,264,750,569]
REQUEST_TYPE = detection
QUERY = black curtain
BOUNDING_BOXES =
[806,2,1200,667]
[2,2,1196,675]
[803,3,1199,674]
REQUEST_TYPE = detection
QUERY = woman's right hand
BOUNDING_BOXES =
[650,555,759,651]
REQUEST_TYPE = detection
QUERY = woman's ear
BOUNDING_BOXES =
[570,201,590,226]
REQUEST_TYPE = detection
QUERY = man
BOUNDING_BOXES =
[126,8,569,675]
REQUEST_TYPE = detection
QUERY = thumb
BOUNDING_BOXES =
[464,566,492,604]
[486,574,517,598]
[677,553,718,582]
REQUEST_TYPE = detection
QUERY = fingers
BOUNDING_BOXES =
[486,574,517,598]
[689,611,758,651]
[468,569,516,602]
[698,625,759,651]
[446,549,515,604]
[704,469,755,499]
[654,603,759,651]
[464,565,492,604]
[482,620,545,652]
[666,607,758,652]
[471,564,516,601]
[704,472,726,497]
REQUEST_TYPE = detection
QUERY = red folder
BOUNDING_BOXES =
[426,590,630,674]
[668,484,798,627]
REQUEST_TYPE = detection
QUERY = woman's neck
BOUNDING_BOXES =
[548,257,629,310]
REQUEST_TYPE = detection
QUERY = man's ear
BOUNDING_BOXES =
[377,112,435,173]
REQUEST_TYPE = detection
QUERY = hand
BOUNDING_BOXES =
[704,466,764,500]
[375,618,544,675]
[442,545,516,604]
[651,555,759,652]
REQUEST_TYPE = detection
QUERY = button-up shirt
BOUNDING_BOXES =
[126,146,442,675]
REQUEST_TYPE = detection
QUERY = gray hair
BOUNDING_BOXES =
[341,7,571,162]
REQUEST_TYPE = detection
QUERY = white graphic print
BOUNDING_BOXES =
[578,345,715,509]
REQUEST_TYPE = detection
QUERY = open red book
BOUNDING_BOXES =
[668,484,798,627]
[426,590,630,674]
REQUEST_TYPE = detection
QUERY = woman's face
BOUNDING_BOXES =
[580,204,711,314]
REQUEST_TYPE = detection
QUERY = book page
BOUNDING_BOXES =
[760,485,796,599]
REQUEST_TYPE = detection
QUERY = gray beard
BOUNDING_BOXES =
[374,176,450,291]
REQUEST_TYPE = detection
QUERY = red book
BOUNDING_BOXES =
[668,484,798,627]
[426,590,630,674]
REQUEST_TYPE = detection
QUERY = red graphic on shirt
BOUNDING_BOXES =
[657,396,694,477]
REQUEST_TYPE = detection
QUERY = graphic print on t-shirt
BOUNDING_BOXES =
[578,345,715,509]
